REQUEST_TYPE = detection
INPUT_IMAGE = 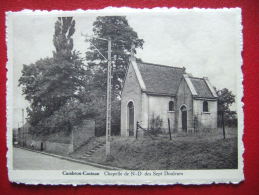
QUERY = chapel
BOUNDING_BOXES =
[120,56,218,136]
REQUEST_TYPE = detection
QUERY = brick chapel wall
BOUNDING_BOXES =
[148,95,176,133]
[193,99,217,130]
[176,79,194,132]
[121,63,142,136]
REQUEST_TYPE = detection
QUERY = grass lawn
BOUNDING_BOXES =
[74,127,238,170]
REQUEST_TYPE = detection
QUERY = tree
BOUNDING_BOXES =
[216,88,237,127]
[84,16,144,135]
[19,17,91,135]
[85,16,144,96]
[82,16,144,135]
[53,17,75,60]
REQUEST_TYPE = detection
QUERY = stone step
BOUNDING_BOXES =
[92,143,105,149]
[93,146,102,150]
[80,141,106,158]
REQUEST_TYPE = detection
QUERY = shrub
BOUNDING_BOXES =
[149,114,163,135]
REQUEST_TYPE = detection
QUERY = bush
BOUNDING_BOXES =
[149,114,163,135]
[94,98,121,137]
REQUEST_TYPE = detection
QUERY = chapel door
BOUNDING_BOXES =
[40,142,44,151]
[128,102,134,136]
[181,106,187,132]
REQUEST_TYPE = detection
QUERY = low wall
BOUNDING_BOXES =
[21,139,72,154]
[17,119,95,154]
[45,141,73,155]
[24,139,44,150]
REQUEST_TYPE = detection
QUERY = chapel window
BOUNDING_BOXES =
[203,101,209,112]
[169,101,174,111]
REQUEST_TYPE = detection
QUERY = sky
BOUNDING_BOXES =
[9,9,242,128]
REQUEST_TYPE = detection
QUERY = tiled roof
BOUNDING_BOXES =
[137,61,185,96]
[189,77,214,98]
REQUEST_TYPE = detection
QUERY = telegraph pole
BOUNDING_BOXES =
[22,108,24,127]
[82,34,112,158]
[105,38,112,157]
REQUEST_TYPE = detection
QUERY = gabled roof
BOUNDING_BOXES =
[189,77,215,98]
[126,58,217,99]
[136,61,185,96]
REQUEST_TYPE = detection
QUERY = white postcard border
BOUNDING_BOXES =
[6,7,244,185]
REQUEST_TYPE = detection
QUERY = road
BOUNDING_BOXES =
[13,147,102,170]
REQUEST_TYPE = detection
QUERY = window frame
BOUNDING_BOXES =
[168,100,175,112]
[203,100,209,113]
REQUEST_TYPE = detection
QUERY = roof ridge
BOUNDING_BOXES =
[138,61,185,70]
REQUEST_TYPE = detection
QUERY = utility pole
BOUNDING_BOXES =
[82,34,112,158]
[106,37,112,157]
[22,108,24,127]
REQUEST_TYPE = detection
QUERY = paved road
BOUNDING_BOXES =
[13,147,102,170]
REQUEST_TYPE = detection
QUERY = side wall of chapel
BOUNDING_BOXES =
[193,99,218,131]
[147,95,176,133]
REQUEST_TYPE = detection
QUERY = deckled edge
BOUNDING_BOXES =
[5,7,244,185]
[6,11,14,183]
[4,6,245,15]
[236,7,245,182]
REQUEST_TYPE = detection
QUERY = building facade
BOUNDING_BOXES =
[121,57,218,136]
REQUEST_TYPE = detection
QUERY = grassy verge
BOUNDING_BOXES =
[83,127,238,170]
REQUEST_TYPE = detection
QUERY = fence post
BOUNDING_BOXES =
[136,121,139,140]
[193,116,197,133]
[168,118,172,140]
[221,111,226,139]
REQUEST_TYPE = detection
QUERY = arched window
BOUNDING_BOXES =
[203,101,209,112]
[128,101,134,110]
[169,101,174,111]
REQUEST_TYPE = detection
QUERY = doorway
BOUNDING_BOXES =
[181,105,187,132]
[128,101,134,136]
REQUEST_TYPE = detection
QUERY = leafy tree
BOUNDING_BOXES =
[216,88,237,126]
[85,16,144,96]
[217,88,235,112]
[19,17,91,135]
